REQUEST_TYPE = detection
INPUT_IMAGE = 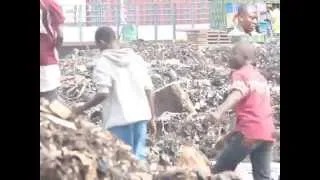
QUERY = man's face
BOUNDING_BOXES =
[239,9,258,33]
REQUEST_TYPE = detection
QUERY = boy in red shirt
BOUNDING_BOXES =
[210,42,275,180]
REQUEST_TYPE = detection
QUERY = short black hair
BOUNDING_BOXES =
[95,26,116,44]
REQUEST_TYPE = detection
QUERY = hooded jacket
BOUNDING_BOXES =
[92,48,153,129]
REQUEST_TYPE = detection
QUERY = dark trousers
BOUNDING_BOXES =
[212,132,273,180]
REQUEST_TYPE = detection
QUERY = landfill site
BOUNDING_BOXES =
[41,0,280,179]
[40,39,280,180]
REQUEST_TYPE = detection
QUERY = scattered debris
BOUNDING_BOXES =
[46,40,280,179]
[154,82,196,117]
[40,113,147,180]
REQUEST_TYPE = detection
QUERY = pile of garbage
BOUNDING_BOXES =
[50,40,280,179]
[41,106,152,179]
[149,112,229,165]
[40,110,241,180]
[58,49,99,105]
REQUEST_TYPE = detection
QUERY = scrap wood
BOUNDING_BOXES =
[48,100,72,119]
[40,105,52,114]
[61,147,97,180]
[154,82,196,117]
[40,114,148,180]
[40,112,77,130]
[175,145,211,178]
[43,40,280,179]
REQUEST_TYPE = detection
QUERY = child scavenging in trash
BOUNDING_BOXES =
[208,42,276,180]
[71,27,157,163]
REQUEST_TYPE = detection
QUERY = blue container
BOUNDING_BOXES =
[258,21,268,33]
[225,3,234,13]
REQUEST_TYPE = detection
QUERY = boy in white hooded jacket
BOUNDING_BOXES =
[72,27,156,161]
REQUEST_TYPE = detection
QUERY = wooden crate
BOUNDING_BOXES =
[186,30,232,46]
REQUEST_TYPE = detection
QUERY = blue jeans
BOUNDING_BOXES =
[109,120,147,160]
[213,132,273,180]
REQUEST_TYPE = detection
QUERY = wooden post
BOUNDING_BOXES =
[116,1,121,38]
[173,3,176,40]
[78,5,83,44]
[191,2,194,29]
[135,4,139,39]
[153,4,158,41]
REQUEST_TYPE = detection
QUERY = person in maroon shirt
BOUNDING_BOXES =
[209,42,275,180]
[40,0,64,101]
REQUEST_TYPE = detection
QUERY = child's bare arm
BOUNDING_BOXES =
[145,89,155,119]
[215,90,243,115]
[76,93,108,113]
[210,90,243,121]
[211,72,249,119]
[73,58,112,115]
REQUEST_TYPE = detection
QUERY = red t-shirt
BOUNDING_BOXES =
[231,65,275,142]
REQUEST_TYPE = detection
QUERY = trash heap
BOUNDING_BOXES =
[40,113,148,180]
[58,49,99,104]
[47,40,280,179]
[149,112,229,166]
[40,111,241,180]
[133,40,280,163]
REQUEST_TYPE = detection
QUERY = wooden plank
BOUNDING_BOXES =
[207,30,226,33]
[187,29,231,46]
[207,35,220,38]
[48,100,72,119]
[191,38,231,42]
[207,35,227,37]
[191,41,232,44]
[188,34,208,37]
[188,35,229,38]
[208,41,231,44]
[189,37,209,40]
[208,39,232,42]
[154,82,196,117]
[187,33,229,39]
[40,105,52,114]
[208,38,231,41]
[40,112,77,130]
